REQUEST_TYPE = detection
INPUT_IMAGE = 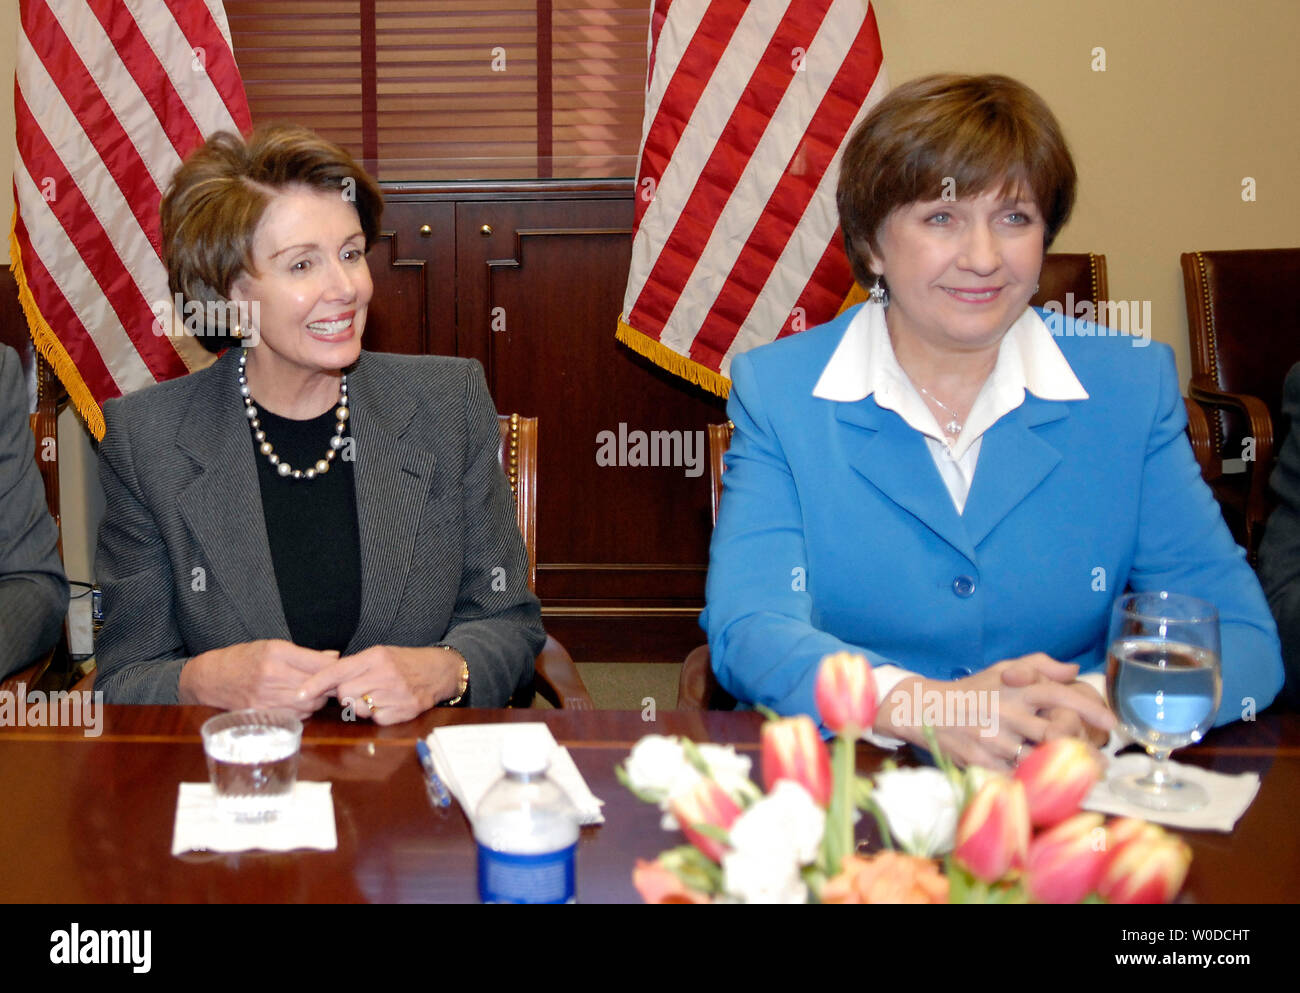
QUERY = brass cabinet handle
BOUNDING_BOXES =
[480,224,493,236]
[419,224,432,237]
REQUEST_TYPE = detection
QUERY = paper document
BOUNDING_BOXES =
[425,723,605,826]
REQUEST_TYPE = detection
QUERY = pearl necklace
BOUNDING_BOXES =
[238,351,349,480]
[916,384,963,439]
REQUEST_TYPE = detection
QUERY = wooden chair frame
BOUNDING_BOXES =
[498,414,594,710]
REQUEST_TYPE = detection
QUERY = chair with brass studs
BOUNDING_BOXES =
[498,414,594,709]
[1181,248,1300,560]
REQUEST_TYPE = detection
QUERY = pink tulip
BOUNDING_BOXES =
[1024,812,1109,903]
[1097,827,1192,904]
[814,651,878,736]
[1104,817,1164,855]
[1014,738,1104,828]
[761,716,833,808]
[668,777,742,863]
[952,776,1030,883]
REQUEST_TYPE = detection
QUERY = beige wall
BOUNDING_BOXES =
[872,0,1300,374]
[4,1,1298,604]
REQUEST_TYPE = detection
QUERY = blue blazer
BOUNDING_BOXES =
[702,306,1283,727]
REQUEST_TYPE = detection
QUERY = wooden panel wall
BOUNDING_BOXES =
[367,183,725,661]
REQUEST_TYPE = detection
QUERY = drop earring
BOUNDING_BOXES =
[869,276,889,306]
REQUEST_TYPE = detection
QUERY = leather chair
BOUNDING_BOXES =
[498,414,594,709]
[0,268,77,696]
[1182,248,1300,560]
[1029,252,1108,315]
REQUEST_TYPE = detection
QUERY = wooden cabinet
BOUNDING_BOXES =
[366,183,725,661]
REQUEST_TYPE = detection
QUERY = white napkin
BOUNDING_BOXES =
[1083,754,1260,832]
[425,723,605,825]
[171,781,338,854]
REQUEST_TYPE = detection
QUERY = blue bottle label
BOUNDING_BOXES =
[477,842,577,904]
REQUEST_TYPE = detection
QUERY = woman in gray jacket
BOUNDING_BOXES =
[94,126,544,721]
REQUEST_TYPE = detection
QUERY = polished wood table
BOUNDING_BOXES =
[1,706,1296,903]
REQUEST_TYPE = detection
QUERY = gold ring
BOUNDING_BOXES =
[362,693,376,710]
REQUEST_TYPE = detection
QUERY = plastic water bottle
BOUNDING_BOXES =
[474,731,580,904]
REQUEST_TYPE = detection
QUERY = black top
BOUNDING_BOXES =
[252,404,361,653]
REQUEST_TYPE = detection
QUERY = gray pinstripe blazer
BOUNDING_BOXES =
[0,344,68,677]
[94,347,544,706]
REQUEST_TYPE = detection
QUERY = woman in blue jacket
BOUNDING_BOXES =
[702,74,1282,769]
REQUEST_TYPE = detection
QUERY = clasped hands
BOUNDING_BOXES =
[879,653,1117,771]
[179,639,465,725]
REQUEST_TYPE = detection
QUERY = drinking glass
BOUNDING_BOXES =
[201,709,303,822]
[1105,592,1222,812]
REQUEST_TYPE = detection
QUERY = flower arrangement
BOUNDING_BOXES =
[620,652,1191,904]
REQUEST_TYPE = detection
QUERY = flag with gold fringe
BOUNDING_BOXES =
[11,0,251,439]
[617,0,888,396]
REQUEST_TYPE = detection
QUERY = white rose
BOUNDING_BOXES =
[623,735,690,803]
[696,743,761,805]
[728,780,825,866]
[871,767,961,858]
[722,849,808,904]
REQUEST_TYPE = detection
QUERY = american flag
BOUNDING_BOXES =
[11,0,251,439]
[617,0,887,396]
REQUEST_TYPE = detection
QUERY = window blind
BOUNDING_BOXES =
[225,0,648,181]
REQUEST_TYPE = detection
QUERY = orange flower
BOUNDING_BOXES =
[815,652,879,737]
[1014,738,1104,828]
[761,716,833,808]
[632,859,712,904]
[821,852,949,904]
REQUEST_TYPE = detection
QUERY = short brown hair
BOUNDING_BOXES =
[836,74,1076,288]
[160,124,384,353]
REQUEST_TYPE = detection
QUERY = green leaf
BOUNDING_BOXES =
[851,775,875,810]
[803,864,828,904]
[660,845,723,893]
[690,822,731,846]
[921,722,963,794]
[820,735,857,876]
[943,857,1028,904]
[862,793,895,852]
[679,737,711,776]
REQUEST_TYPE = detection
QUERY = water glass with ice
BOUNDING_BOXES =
[201,709,303,823]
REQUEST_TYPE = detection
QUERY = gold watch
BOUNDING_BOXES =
[438,645,469,706]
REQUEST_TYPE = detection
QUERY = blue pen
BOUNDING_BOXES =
[415,739,452,808]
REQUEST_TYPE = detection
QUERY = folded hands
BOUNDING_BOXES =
[177,639,465,724]
[877,653,1116,770]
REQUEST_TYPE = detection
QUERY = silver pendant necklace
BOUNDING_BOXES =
[916,383,963,439]
[238,351,349,480]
